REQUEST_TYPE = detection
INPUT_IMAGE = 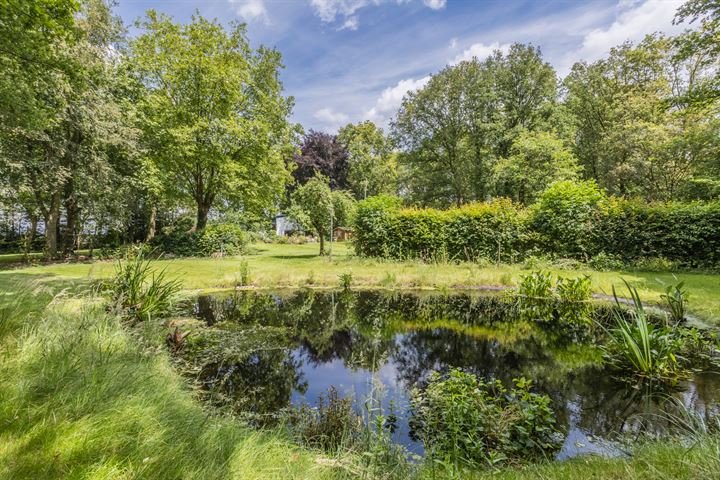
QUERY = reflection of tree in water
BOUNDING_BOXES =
[197,347,307,423]
[187,290,720,440]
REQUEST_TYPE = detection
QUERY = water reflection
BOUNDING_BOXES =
[185,289,720,457]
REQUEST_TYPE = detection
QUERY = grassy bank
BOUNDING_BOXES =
[0,279,341,480]
[2,243,720,325]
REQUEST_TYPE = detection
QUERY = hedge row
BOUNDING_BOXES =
[353,182,720,267]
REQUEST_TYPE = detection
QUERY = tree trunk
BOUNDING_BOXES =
[45,191,61,259]
[195,203,210,231]
[318,229,325,256]
[146,205,157,241]
[23,214,38,257]
[63,179,79,254]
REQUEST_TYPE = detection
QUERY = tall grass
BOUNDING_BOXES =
[107,248,181,323]
[0,295,340,480]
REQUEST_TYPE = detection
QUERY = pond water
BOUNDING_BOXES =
[183,289,720,460]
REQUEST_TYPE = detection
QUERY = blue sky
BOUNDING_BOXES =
[115,0,686,132]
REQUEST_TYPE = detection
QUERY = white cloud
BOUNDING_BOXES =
[423,0,446,10]
[451,41,510,64]
[314,107,350,130]
[310,0,447,29]
[449,37,458,49]
[339,15,360,30]
[574,0,684,63]
[229,0,270,24]
[364,76,430,125]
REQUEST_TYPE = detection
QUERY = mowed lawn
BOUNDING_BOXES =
[2,242,719,325]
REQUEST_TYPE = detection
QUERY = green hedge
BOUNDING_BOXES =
[353,183,720,267]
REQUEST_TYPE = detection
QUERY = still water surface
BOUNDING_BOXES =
[186,289,720,459]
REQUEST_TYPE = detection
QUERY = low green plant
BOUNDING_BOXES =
[338,272,353,290]
[516,271,554,322]
[410,370,562,469]
[237,259,251,286]
[661,279,688,326]
[556,276,593,326]
[290,386,363,452]
[588,252,624,271]
[107,248,181,323]
[603,281,681,380]
[305,270,316,285]
[197,223,248,257]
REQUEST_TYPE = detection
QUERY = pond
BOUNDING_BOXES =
[179,289,720,460]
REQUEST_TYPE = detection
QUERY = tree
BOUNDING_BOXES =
[129,12,297,230]
[291,174,355,255]
[0,0,137,257]
[392,44,558,207]
[337,121,397,199]
[291,130,349,190]
[492,130,579,204]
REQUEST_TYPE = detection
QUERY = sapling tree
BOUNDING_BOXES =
[291,174,355,255]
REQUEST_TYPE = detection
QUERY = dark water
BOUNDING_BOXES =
[185,289,720,459]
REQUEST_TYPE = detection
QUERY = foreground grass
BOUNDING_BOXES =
[0,281,340,480]
[2,243,720,325]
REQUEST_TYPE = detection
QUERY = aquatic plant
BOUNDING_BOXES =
[603,281,681,379]
[661,279,688,326]
[410,369,562,469]
[107,248,181,323]
[291,386,363,451]
[556,276,593,326]
[516,271,554,322]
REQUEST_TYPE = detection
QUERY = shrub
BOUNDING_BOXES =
[410,370,562,468]
[197,223,248,256]
[516,271,554,323]
[529,179,606,259]
[588,252,625,271]
[352,185,720,268]
[556,276,593,326]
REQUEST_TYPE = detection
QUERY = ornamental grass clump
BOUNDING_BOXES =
[107,248,181,323]
[410,369,562,470]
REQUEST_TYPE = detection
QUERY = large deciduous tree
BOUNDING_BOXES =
[129,12,297,230]
[392,44,558,207]
[337,121,397,199]
[291,130,350,191]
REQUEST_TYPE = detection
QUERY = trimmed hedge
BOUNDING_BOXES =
[353,185,720,267]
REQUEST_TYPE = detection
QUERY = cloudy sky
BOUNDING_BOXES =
[115,0,687,132]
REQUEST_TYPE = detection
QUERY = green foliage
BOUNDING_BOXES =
[355,183,720,268]
[556,276,593,326]
[338,272,353,290]
[410,370,562,468]
[516,271,555,323]
[291,174,356,255]
[516,272,592,326]
[290,387,362,452]
[197,223,248,257]
[353,196,527,262]
[530,179,606,258]
[661,280,689,325]
[107,248,181,323]
[603,281,681,379]
[337,121,398,198]
[492,130,579,205]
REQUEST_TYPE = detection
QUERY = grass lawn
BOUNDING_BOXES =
[3,242,720,325]
[1,244,720,479]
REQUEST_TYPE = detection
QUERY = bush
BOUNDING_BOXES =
[352,184,720,268]
[152,218,248,257]
[197,224,248,256]
[529,179,606,259]
[410,370,562,468]
[353,196,527,262]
